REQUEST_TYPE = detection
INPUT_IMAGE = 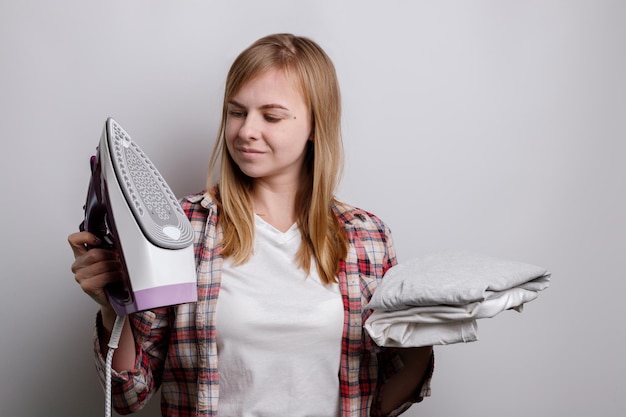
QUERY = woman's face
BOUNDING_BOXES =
[225,68,312,187]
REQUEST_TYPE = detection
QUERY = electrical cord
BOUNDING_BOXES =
[105,315,127,417]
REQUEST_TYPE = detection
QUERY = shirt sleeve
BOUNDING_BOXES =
[372,220,435,416]
[93,308,171,414]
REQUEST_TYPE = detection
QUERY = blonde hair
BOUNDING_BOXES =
[207,33,348,284]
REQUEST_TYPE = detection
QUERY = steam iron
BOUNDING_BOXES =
[80,117,197,316]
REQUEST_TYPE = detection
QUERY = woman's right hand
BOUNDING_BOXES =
[69,231,138,365]
[68,231,123,312]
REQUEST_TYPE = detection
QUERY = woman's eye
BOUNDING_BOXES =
[228,110,245,118]
[264,114,281,123]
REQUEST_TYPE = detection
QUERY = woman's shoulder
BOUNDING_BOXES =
[332,200,390,234]
[333,200,397,267]
[179,190,218,219]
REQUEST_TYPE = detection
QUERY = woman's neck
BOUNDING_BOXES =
[250,180,299,232]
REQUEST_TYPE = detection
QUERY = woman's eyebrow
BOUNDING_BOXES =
[228,100,289,111]
[227,100,244,108]
[259,104,289,111]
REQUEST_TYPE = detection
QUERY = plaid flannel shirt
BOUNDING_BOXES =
[94,192,432,416]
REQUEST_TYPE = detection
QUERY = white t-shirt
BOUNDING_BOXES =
[215,215,344,417]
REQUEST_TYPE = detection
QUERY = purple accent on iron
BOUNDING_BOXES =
[111,282,198,316]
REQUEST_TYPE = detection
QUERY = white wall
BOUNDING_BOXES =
[1,1,624,416]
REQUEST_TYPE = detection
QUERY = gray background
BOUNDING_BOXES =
[1,1,624,416]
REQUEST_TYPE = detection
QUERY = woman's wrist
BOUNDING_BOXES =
[99,306,117,333]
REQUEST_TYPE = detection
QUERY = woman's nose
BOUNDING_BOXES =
[238,113,261,140]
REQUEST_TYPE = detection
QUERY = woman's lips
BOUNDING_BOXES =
[237,147,265,158]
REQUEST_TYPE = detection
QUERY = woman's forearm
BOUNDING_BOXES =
[99,307,138,372]
[379,346,434,415]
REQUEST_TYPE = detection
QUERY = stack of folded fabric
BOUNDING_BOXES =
[364,251,551,347]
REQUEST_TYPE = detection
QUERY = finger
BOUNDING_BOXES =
[71,248,120,275]
[75,267,121,308]
[75,262,122,288]
[68,231,102,257]
[74,258,123,291]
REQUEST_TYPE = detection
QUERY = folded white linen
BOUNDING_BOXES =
[367,251,550,310]
[364,251,551,347]
[366,319,479,348]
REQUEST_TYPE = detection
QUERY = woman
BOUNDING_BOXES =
[69,33,434,417]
